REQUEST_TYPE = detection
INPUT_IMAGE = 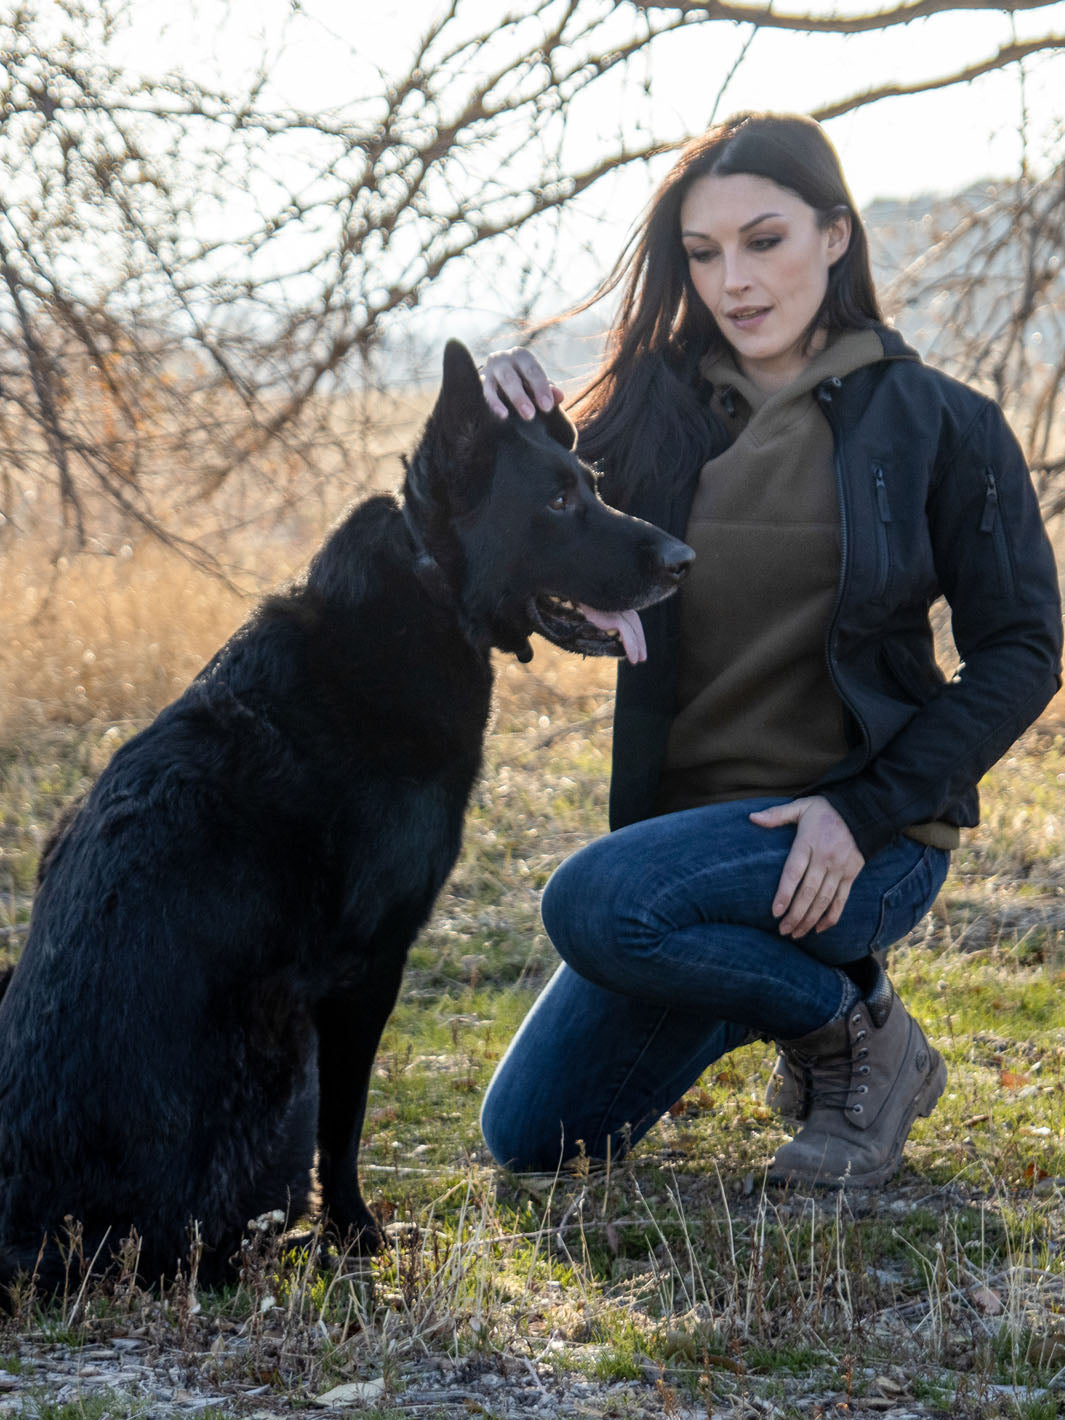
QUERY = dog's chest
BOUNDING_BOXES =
[325,764,476,955]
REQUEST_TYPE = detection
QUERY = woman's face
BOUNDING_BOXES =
[679,171,851,393]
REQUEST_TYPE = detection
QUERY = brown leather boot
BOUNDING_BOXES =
[765,1050,807,1121]
[768,972,945,1187]
[765,951,890,1124]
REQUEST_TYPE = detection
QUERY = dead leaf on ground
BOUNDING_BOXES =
[999,1070,1031,1089]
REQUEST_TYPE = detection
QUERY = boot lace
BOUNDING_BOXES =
[801,1011,871,1115]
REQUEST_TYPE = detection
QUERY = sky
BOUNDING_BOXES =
[107,0,1065,361]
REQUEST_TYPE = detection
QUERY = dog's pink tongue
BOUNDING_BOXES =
[578,605,647,664]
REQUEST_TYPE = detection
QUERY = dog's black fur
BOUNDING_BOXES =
[0,341,692,1296]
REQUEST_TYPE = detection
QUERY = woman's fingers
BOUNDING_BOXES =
[816,883,851,934]
[769,833,810,920]
[482,347,562,419]
[781,873,843,938]
[750,797,864,938]
[777,861,833,938]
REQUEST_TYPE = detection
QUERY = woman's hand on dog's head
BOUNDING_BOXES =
[482,347,565,421]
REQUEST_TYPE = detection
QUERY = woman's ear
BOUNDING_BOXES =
[826,210,852,267]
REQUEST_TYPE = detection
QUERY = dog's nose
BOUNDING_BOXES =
[659,537,695,583]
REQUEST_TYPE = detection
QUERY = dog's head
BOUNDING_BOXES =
[404,341,693,663]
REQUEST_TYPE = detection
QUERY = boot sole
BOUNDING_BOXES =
[768,1047,947,1190]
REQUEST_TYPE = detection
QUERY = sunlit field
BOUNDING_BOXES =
[1,509,1063,1419]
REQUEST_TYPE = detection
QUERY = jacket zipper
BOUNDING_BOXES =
[873,463,891,600]
[980,467,1016,597]
[818,379,872,769]
[979,468,999,532]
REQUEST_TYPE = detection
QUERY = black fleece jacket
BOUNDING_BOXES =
[599,326,1063,860]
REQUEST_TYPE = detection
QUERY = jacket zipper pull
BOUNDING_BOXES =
[874,466,891,522]
[980,469,999,533]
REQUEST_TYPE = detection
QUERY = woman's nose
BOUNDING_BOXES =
[723,252,751,293]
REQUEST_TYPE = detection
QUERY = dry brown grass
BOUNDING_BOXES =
[0,542,251,741]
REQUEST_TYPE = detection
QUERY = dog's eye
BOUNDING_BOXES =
[548,491,570,512]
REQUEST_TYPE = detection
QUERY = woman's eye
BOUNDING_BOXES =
[749,235,781,251]
[549,491,569,511]
[687,249,717,265]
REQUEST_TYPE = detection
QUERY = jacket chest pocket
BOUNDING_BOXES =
[870,462,892,601]
[864,461,936,604]
[979,468,1017,600]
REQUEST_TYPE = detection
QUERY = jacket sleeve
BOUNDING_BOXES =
[821,400,1062,860]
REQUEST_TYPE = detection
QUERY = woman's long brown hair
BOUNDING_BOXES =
[568,112,882,510]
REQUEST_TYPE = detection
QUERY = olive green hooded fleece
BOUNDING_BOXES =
[656,328,959,850]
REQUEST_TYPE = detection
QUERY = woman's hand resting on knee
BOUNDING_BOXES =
[749,797,865,939]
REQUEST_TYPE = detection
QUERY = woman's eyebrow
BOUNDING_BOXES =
[739,211,783,231]
[681,211,784,239]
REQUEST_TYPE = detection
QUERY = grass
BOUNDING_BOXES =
[1,539,1064,1417]
[22,1395,146,1420]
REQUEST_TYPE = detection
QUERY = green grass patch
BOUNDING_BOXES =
[23,1392,145,1420]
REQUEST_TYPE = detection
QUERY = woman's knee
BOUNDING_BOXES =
[480,1072,570,1173]
[540,837,625,970]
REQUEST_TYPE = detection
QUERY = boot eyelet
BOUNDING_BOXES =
[851,1104,863,1114]
[856,1084,869,1094]
[851,1012,863,1024]
[859,1065,870,1075]
[855,1030,866,1041]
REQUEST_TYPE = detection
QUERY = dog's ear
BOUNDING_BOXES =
[542,402,577,451]
[410,340,498,515]
[406,341,497,517]
[435,340,492,441]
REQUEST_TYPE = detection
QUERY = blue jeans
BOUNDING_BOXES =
[480,798,949,1171]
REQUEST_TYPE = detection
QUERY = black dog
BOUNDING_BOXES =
[0,341,692,1295]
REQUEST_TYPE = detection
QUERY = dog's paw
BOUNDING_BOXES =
[321,1209,383,1256]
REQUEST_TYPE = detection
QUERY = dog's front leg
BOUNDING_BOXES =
[315,964,405,1252]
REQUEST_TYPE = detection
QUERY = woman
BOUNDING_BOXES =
[478,112,1062,1187]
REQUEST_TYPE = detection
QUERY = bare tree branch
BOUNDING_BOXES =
[634,0,1061,36]
[2,0,1063,560]
[811,36,1065,121]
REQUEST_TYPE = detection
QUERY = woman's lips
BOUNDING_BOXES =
[727,306,770,330]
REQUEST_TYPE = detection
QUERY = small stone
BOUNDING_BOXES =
[314,1378,387,1406]
[969,1284,1004,1314]
[1027,1328,1065,1368]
